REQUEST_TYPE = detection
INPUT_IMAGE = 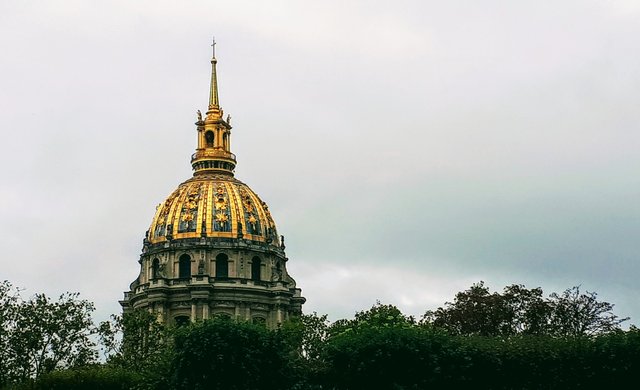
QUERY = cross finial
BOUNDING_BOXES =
[211,36,216,58]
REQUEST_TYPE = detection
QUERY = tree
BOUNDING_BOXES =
[422,282,524,336]
[548,286,629,337]
[0,280,21,387]
[99,309,168,371]
[328,302,416,337]
[321,321,455,389]
[501,283,552,335]
[0,281,98,387]
[170,317,298,390]
[97,309,172,390]
[23,365,142,390]
[423,282,627,337]
[280,312,329,364]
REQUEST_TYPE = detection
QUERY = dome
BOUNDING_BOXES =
[121,41,304,328]
[148,172,280,246]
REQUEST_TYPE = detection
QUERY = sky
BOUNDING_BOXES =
[1,0,639,325]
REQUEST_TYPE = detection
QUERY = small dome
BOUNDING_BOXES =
[148,172,280,246]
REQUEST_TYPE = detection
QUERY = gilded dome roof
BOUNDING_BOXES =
[121,42,304,329]
[146,43,282,248]
[148,173,280,246]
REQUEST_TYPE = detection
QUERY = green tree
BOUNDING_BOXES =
[278,312,330,389]
[423,282,628,338]
[501,283,552,335]
[548,286,629,337]
[422,282,518,336]
[321,324,455,389]
[329,302,416,337]
[280,312,329,364]
[0,281,97,387]
[98,309,172,390]
[170,317,297,390]
[0,280,21,387]
[99,309,168,371]
[22,365,142,390]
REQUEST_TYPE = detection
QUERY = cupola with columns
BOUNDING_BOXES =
[191,39,236,175]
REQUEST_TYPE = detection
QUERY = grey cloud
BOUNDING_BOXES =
[1,0,638,324]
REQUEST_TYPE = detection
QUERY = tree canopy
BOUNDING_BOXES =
[1,279,636,390]
[423,282,628,337]
[0,281,97,388]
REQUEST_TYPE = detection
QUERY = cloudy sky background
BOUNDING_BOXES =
[1,0,639,324]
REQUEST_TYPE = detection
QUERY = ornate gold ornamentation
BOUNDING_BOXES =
[262,202,275,227]
[239,187,254,213]
[214,185,227,210]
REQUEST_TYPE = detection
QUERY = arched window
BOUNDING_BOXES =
[151,258,160,279]
[205,131,214,148]
[252,317,266,326]
[179,254,191,279]
[251,256,261,281]
[174,315,190,327]
[222,133,228,150]
[215,253,228,278]
[214,312,232,321]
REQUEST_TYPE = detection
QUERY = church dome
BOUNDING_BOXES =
[121,41,304,328]
[145,43,282,249]
[148,173,280,246]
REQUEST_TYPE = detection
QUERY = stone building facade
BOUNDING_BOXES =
[120,44,305,328]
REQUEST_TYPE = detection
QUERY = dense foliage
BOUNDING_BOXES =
[18,366,142,390]
[171,316,300,390]
[423,282,629,337]
[0,281,97,388]
[2,280,638,390]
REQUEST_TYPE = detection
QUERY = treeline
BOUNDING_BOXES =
[1,280,638,389]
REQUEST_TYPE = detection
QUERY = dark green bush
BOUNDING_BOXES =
[318,326,640,390]
[170,317,298,390]
[16,366,142,390]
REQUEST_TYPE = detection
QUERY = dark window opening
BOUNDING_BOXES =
[252,317,266,326]
[174,315,190,327]
[151,258,160,279]
[251,256,261,281]
[179,254,191,279]
[216,253,228,278]
[205,131,214,147]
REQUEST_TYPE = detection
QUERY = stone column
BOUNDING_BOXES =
[203,301,210,320]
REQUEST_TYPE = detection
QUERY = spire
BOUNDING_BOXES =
[208,37,220,111]
[192,39,236,176]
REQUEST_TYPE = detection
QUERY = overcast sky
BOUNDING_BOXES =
[1,0,639,325]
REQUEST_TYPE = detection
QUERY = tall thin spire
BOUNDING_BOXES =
[208,37,219,110]
[193,39,236,176]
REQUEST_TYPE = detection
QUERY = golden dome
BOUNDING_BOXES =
[148,172,280,246]
[121,40,304,328]
[147,42,280,248]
